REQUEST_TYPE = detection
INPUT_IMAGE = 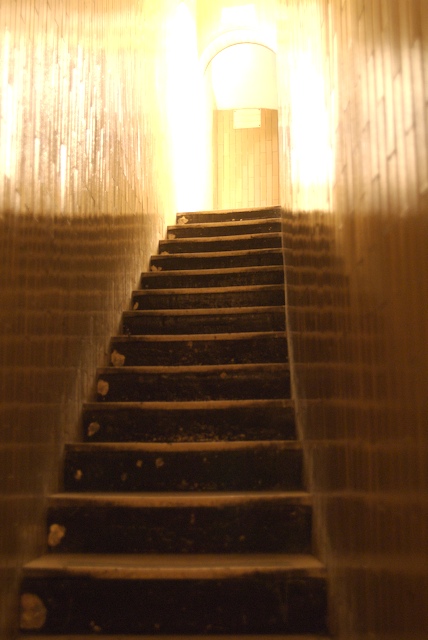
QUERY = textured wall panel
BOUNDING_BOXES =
[0,1,201,637]
[277,1,428,638]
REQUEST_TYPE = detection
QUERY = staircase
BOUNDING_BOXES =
[19,206,330,638]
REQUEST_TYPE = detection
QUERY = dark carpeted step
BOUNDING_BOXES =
[63,440,303,493]
[81,399,296,443]
[167,218,281,239]
[131,285,285,310]
[109,332,288,366]
[45,492,312,554]
[158,233,281,255]
[150,248,284,271]
[122,306,286,335]
[20,553,328,635]
[176,205,281,224]
[140,265,284,289]
[95,363,291,402]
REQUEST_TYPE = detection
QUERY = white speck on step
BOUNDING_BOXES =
[20,593,47,630]
[111,350,126,367]
[178,216,188,225]
[74,469,83,481]
[88,422,100,437]
[167,233,176,240]
[133,302,139,310]
[97,380,109,396]
[48,524,66,547]
[136,460,143,468]
[161,251,169,255]
[155,457,165,469]
[89,621,102,633]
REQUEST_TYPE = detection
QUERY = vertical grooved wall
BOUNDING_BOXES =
[277,0,428,637]
[0,1,204,636]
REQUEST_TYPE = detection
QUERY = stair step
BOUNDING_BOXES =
[45,491,312,554]
[141,265,284,289]
[64,440,303,492]
[122,305,285,335]
[159,232,281,255]
[20,553,328,635]
[176,205,281,224]
[109,332,288,366]
[95,363,291,402]
[167,217,281,239]
[150,247,284,270]
[131,284,285,310]
[20,636,332,640]
[20,635,332,640]
[82,398,296,443]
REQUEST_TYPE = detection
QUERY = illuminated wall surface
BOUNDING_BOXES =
[1,0,428,638]
[0,1,209,636]
[277,0,428,638]
[214,108,279,209]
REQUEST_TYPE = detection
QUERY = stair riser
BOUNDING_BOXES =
[122,309,286,335]
[131,288,285,310]
[20,575,328,635]
[96,368,291,402]
[109,334,288,366]
[159,235,281,254]
[47,502,311,554]
[168,220,281,238]
[150,250,284,271]
[82,402,296,443]
[140,268,284,289]
[177,207,281,224]
[64,446,303,492]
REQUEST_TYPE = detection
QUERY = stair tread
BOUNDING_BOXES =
[18,633,330,640]
[153,247,282,258]
[168,217,281,231]
[133,284,284,294]
[111,331,286,342]
[123,305,284,316]
[66,440,300,452]
[145,265,283,277]
[83,398,294,410]
[160,232,281,244]
[49,490,311,506]
[97,362,289,374]
[178,205,281,216]
[23,552,325,578]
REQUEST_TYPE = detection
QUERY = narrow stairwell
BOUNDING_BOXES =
[19,206,331,638]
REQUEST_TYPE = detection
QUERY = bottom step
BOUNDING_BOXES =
[20,633,330,640]
[21,554,328,635]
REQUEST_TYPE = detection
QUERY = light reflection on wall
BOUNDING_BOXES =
[277,1,332,212]
[165,2,213,213]
[277,0,428,637]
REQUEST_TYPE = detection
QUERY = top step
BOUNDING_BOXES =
[176,206,281,225]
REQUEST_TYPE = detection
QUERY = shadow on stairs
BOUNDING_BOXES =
[19,206,332,639]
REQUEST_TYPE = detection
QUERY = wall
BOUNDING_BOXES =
[213,108,279,209]
[0,1,207,637]
[277,1,428,638]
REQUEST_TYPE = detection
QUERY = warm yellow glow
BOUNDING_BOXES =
[166,2,212,213]
[221,4,257,27]
[288,53,332,197]
[209,43,278,110]
[276,1,333,212]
